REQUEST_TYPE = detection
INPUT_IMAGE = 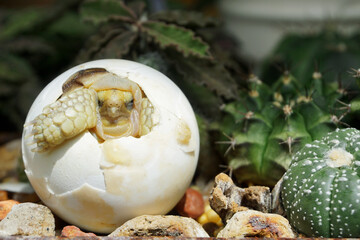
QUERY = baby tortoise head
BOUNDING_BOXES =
[26,68,155,152]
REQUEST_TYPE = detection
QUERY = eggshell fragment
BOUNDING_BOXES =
[22,59,200,233]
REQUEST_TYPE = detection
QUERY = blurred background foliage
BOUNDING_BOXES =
[0,0,95,133]
[0,0,244,134]
[1,0,360,186]
[0,0,245,183]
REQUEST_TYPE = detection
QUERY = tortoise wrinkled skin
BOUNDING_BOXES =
[26,68,155,152]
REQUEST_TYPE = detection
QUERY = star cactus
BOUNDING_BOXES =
[281,128,360,237]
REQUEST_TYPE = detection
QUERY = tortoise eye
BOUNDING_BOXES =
[98,99,103,107]
[126,99,134,110]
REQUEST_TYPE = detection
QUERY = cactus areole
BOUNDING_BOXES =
[281,128,360,237]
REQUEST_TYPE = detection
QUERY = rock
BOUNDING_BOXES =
[0,182,40,203]
[0,200,19,220]
[217,210,296,238]
[0,191,8,201]
[196,201,223,236]
[61,225,97,237]
[202,222,221,237]
[197,201,223,227]
[0,202,55,236]
[209,173,273,223]
[196,201,224,237]
[243,186,271,212]
[11,192,40,203]
[0,139,21,180]
[176,188,204,219]
[0,182,34,194]
[109,215,209,237]
[271,176,285,215]
[209,173,248,223]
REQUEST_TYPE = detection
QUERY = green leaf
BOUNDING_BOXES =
[75,26,125,63]
[0,54,40,129]
[0,9,46,40]
[80,0,136,24]
[136,52,169,75]
[0,54,32,84]
[150,10,219,28]
[46,12,95,38]
[141,21,212,59]
[175,78,223,119]
[2,37,53,55]
[127,1,146,19]
[172,54,237,100]
[95,30,137,59]
[196,115,222,180]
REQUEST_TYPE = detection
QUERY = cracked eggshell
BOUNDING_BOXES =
[21,59,200,233]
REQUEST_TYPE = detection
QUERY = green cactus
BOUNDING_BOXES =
[261,30,360,90]
[261,29,360,129]
[217,69,351,187]
[281,128,360,237]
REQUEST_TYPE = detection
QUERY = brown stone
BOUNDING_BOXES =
[209,173,274,223]
[11,192,40,203]
[243,186,271,212]
[0,200,19,220]
[0,139,21,180]
[109,215,209,237]
[217,210,296,238]
[176,188,204,219]
[61,225,97,237]
[209,173,248,223]
[0,191,8,202]
[202,222,222,237]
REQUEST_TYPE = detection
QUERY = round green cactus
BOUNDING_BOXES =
[281,128,360,237]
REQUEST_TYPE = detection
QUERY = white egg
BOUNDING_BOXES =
[21,59,200,233]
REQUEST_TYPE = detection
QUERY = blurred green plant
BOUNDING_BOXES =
[0,0,95,131]
[0,0,246,131]
[262,29,360,128]
[76,0,248,181]
[262,30,360,95]
[1,0,247,183]
[76,0,245,113]
[216,70,348,187]
[214,29,360,187]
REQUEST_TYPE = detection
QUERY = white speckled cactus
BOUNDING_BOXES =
[281,128,360,237]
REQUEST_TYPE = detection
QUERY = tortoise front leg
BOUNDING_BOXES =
[25,88,98,152]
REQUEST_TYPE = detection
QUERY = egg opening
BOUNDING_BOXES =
[26,68,157,152]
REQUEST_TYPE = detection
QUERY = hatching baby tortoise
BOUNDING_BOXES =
[26,68,155,152]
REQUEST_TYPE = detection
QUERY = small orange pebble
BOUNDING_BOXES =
[0,200,19,220]
[176,188,205,219]
[0,191,8,201]
[61,225,97,237]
